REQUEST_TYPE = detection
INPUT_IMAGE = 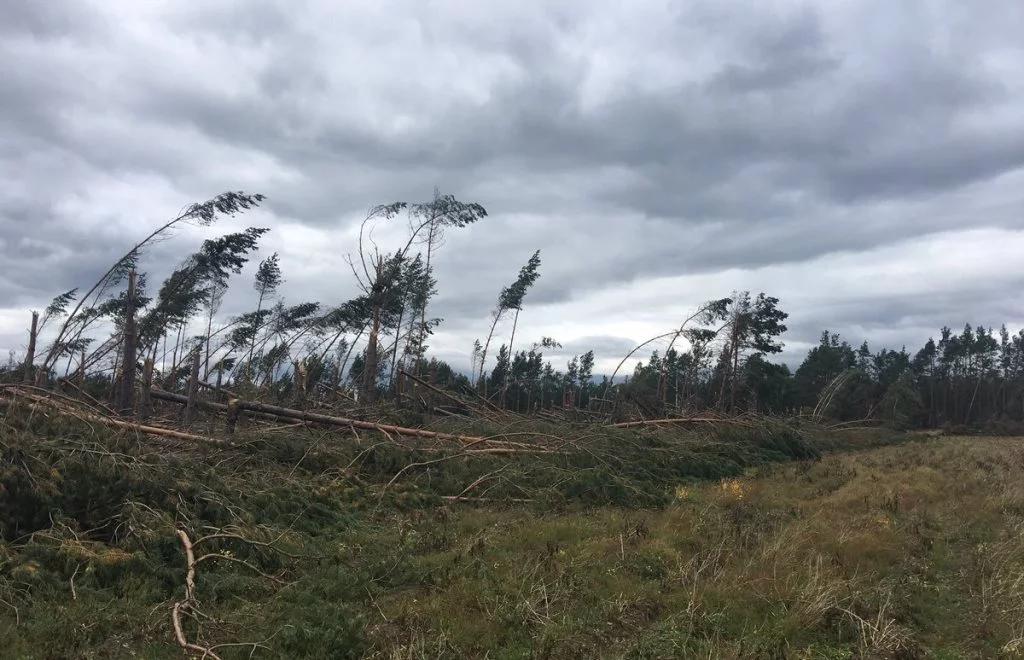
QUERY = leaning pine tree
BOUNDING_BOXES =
[39,192,264,378]
[352,195,485,403]
[476,249,541,398]
[246,252,283,377]
[408,191,487,372]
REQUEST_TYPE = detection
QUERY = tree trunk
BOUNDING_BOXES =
[140,357,154,421]
[183,350,201,427]
[478,310,503,394]
[169,323,183,388]
[361,304,382,403]
[116,270,138,415]
[246,290,266,380]
[110,350,120,404]
[730,337,740,412]
[416,225,436,376]
[293,359,307,407]
[338,323,367,388]
[203,300,215,380]
[77,349,86,386]
[500,308,520,408]
[226,398,241,434]
[717,343,732,409]
[388,301,407,397]
[23,311,38,384]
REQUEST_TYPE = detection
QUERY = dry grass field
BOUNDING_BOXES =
[363,436,1024,658]
[3,409,1023,658]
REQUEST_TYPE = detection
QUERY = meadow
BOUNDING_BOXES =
[3,400,1022,658]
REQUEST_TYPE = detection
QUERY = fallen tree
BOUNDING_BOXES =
[607,416,755,429]
[0,386,227,446]
[149,387,551,451]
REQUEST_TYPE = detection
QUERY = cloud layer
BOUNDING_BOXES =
[2,0,1024,372]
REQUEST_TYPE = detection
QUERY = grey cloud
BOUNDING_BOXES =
[2,1,1024,368]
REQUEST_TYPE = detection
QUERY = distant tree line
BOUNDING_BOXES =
[471,294,1024,431]
[577,321,1024,431]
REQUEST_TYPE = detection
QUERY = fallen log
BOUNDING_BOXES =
[399,370,493,419]
[55,378,119,417]
[433,406,471,419]
[150,388,549,450]
[0,390,228,446]
[152,388,229,412]
[441,496,534,503]
[198,380,239,398]
[230,398,511,447]
[607,417,752,429]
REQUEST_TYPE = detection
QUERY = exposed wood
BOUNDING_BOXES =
[293,359,307,404]
[226,398,240,434]
[23,311,38,385]
[33,360,47,387]
[171,529,224,660]
[362,300,382,403]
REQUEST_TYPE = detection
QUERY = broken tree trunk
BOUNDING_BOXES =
[183,350,201,427]
[361,303,382,404]
[23,311,38,385]
[226,398,241,434]
[293,359,307,406]
[116,270,138,415]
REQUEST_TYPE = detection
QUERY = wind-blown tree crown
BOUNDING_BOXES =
[498,250,542,311]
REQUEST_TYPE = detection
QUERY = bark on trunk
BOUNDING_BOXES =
[500,308,520,409]
[22,311,38,384]
[183,350,201,427]
[116,270,138,415]
[140,357,154,421]
[361,305,382,403]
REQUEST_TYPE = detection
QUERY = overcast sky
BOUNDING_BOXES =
[2,1,1023,374]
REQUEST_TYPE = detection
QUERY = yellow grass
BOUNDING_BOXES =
[368,436,1024,657]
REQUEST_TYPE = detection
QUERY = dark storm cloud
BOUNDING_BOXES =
[2,0,1024,367]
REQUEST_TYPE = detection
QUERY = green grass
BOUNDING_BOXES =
[4,405,1021,658]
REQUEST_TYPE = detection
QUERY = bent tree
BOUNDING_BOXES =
[351,194,485,402]
[476,250,541,396]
